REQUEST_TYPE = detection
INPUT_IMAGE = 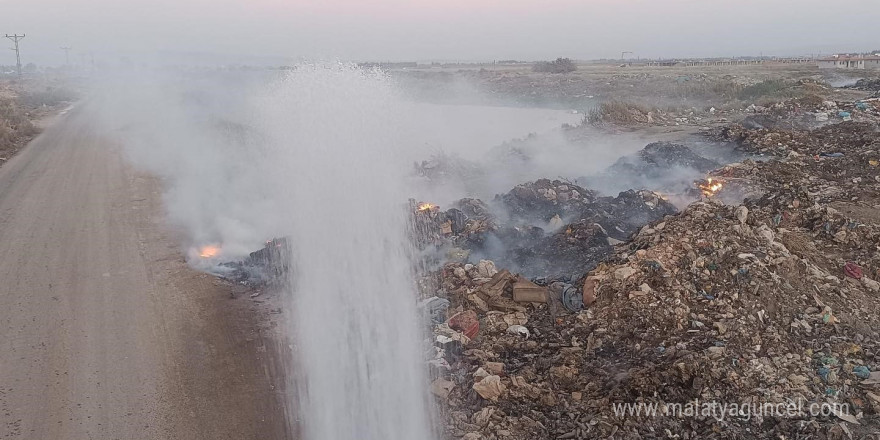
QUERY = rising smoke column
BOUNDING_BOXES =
[260,63,434,440]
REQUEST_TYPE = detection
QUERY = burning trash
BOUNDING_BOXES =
[697,177,724,197]
[195,238,292,287]
[198,244,221,258]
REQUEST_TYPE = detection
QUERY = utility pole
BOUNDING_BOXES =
[5,34,25,76]
[61,46,72,66]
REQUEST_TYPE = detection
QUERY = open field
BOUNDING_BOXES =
[395,63,876,110]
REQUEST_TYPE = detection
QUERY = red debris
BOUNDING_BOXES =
[447,310,479,339]
[844,262,863,280]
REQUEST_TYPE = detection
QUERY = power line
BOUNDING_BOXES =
[5,34,25,77]
[61,46,72,66]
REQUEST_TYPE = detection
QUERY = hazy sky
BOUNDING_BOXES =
[2,0,878,66]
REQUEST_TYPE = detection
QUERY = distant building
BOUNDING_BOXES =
[357,62,419,70]
[818,55,880,69]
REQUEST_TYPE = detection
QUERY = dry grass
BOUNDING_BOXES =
[796,93,826,108]
[587,101,653,125]
[0,97,39,157]
[0,81,77,159]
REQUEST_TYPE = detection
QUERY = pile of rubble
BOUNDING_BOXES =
[499,179,598,223]
[412,179,677,279]
[422,106,880,438]
[216,238,292,286]
[849,79,880,92]
[514,189,677,277]
[710,120,880,157]
[591,142,723,194]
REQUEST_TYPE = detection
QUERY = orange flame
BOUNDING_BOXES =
[699,178,724,197]
[199,245,221,258]
[417,203,436,212]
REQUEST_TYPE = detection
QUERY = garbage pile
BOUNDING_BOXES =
[733,97,880,131]
[499,179,599,223]
[849,79,880,92]
[507,189,677,278]
[709,120,880,157]
[412,179,677,279]
[411,198,499,254]
[622,142,720,174]
[592,142,722,194]
[216,237,292,286]
[422,107,880,438]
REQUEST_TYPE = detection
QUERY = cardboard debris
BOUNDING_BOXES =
[512,277,548,303]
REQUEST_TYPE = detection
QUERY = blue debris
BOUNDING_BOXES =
[821,356,839,366]
[853,365,871,379]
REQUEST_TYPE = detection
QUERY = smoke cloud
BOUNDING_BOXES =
[87,66,599,261]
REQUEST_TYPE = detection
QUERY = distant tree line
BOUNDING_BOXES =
[533,58,577,74]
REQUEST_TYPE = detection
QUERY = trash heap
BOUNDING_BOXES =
[849,79,880,92]
[424,116,880,438]
[593,142,723,194]
[217,238,292,286]
[412,179,677,279]
[499,179,599,223]
[514,189,677,278]
[412,198,499,251]
[711,120,880,157]
[630,142,721,173]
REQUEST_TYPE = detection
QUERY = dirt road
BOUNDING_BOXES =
[0,109,289,439]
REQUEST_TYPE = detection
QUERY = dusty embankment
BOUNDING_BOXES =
[0,107,289,439]
[1,78,80,168]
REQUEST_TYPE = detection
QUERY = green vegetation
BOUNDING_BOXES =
[533,58,577,74]
[737,79,793,99]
